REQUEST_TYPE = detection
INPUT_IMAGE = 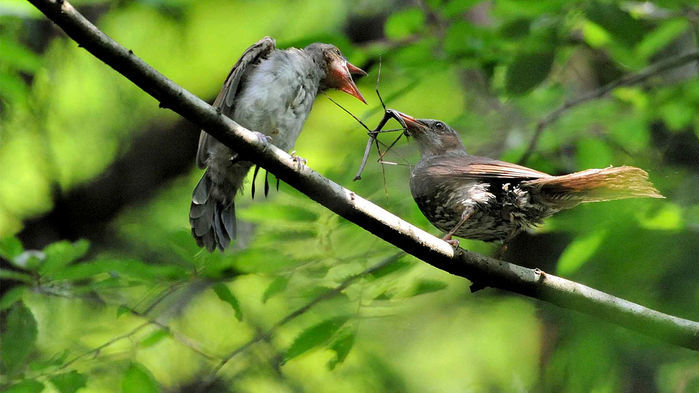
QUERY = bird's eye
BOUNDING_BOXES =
[435,122,445,130]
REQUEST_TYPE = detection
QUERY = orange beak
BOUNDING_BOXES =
[395,111,426,135]
[332,60,367,104]
[346,61,367,76]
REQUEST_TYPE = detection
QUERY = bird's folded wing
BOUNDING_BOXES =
[427,155,552,180]
[196,37,276,169]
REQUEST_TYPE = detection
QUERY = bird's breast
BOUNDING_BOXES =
[232,52,320,152]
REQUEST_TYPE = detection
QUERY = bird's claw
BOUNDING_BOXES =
[254,132,272,145]
[290,151,307,167]
[442,235,460,248]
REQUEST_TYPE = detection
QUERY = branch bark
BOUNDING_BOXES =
[28,0,699,350]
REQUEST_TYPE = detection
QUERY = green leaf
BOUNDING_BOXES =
[557,230,608,275]
[0,286,26,310]
[116,305,132,318]
[638,204,683,230]
[48,259,186,282]
[28,350,69,372]
[369,258,413,280]
[11,251,45,271]
[385,8,425,40]
[407,279,448,296]
[139,329,171,348]
[121,363,159,393]
[0,268,33,283]
[0,236,23,260]
[2,302,38,373]
[0,38,42,72]
[505,50,554,95]
[576,137,613,170]
[39,239,90,275]
[262,276,289,303]
[586,2,645,47]
[284,316,350,363]
[49,371,87,393]
[6,379,44,393]
[327,327,355,370]
[636,19,689,60]
[213,283,242,321]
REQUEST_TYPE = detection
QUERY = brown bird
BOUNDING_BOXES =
[191,37,366,252]
[394,111,664,247]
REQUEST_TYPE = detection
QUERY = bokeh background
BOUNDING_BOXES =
[1,0,698,392]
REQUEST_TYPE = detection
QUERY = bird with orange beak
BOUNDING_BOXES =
[394,111,663,248]
[191,37,366,251]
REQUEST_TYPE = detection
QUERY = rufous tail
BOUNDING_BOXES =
[523,166,664,205]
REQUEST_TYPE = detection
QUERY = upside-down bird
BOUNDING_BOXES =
[394,112,663,247]
[190,37,366,251]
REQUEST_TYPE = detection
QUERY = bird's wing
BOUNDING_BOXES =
[426,154,552,180]
[196,37,276,169]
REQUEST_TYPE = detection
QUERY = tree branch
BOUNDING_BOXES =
[28,0,698,350]
[518,50,699,164]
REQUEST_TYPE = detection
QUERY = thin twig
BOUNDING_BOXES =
[518,50,699,164]
[29,0,699,352]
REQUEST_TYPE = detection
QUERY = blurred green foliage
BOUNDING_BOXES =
[1,0,698,392]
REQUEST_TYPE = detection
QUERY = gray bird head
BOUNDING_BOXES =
[305,43,367,103]
[394,111,465,157]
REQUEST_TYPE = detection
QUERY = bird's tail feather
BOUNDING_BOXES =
[523,166,664,205]
[189,173,237,252]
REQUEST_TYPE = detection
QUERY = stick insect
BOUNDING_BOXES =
[328,59,412,186]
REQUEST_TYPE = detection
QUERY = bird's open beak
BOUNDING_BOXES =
[394,111,427,136]
[346,61,367,76]
[331,60,367,104]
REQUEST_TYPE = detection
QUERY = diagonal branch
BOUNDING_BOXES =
[28,0,699,351]
[518,50,699,164]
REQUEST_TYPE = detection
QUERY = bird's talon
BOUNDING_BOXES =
[291,151,308,166]
[442,236,459,248]
[254,132,272,145]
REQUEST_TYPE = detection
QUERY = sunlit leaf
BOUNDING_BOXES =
[139,329,171,348]
[0,236,23,260]
[327,327,355,370]
[284,316,350,363]
[0,268,32,283]
[407,279,448,296]
[213,283,243,321]
[39,239,90,275]
[49,370,87,393]
[262,275,289,303]
[1,302,38,373]
[636,19,689,60]
[0,285,25,310]
[505,50,554,95]
[11,250,45,271]
[638,204,683,230]
[585,2,645,47]
[385,8,424,40]
[557,230,607,275]
[121,363,159,393]
[0,38,42,72]
[6,379,44,393]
